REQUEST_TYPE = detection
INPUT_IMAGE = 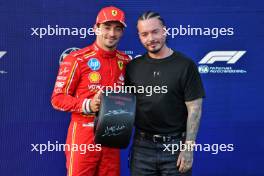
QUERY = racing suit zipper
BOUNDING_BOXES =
[107,58,113,85]
[110,58,113,77]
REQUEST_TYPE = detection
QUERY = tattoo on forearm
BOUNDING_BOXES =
[185,98,203,141]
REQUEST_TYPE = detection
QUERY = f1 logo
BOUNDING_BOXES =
[199,51,246,64]
[0,51,7,59]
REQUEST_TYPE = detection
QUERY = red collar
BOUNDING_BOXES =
[93,42,117,59]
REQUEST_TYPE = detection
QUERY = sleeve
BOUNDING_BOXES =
[182,61,206,101]
[51,54,87,113]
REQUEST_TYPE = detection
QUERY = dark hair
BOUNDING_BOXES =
[137,11,165,26]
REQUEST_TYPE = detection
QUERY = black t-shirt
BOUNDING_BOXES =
[125,51,205,134]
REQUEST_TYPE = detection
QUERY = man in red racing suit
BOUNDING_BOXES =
[51,6,130,176]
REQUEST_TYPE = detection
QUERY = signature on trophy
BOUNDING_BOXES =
[101,124,126,137]
[104,109,133,117]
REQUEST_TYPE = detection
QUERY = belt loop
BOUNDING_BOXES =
[163,136,166,142]
[153,135,157,143]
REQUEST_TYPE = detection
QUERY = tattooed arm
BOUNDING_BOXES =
[185,98,203,141]
[177,98,203,173]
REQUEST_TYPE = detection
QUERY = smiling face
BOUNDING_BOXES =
[137,18,167,54]
[95,21,124,51]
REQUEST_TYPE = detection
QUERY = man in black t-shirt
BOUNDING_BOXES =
[126,11,205,176]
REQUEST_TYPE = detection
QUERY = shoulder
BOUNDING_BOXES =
[71,45,96,60]
[116,50,131,63]
[63,45,95,64]
[172,51,197,67]
[172,52,200,78]
[126,54,146,67]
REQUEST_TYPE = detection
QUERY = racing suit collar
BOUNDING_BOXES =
[93,42,117,59]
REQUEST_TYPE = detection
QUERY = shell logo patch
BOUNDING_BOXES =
[112,10,117,16]
[117,61,124,70]
[88,72,101,83]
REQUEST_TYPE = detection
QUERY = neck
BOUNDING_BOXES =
[96,40,116,52]
[148,45,172,59]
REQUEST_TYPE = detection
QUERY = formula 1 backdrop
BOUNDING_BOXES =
[0,0,263,175]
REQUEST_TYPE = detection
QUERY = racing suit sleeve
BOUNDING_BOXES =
[51,54,88,113]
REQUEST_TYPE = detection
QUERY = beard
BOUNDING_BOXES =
[146,40,165,54]
[148,46,162,53]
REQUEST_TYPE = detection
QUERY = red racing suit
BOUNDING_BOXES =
[51,42,130,176]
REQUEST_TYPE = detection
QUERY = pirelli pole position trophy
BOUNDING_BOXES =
[94,92,136,148]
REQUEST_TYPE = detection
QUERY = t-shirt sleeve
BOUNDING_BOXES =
[182,61,205,101]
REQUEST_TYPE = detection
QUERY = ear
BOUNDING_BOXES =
[162,26,167,37]
[120,29,124,37]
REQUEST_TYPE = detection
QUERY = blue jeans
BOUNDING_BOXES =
[129,133,192,176]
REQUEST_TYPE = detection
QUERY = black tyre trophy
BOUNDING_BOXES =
[94,92,136,148]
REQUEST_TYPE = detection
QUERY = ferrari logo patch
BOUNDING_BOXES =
[117,61,123,70]
[112,10,117,16]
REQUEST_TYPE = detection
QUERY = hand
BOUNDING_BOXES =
[90,90,102,112]
[176,150,193,173]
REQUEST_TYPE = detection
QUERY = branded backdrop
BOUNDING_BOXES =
[1,0,264,175]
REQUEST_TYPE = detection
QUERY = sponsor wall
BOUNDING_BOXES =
[1,0,263,175]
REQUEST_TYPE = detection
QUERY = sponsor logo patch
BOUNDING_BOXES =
[117,61,123,70]
[55,82,65,88]
[88,72,101,83]
[88,58,100,71]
